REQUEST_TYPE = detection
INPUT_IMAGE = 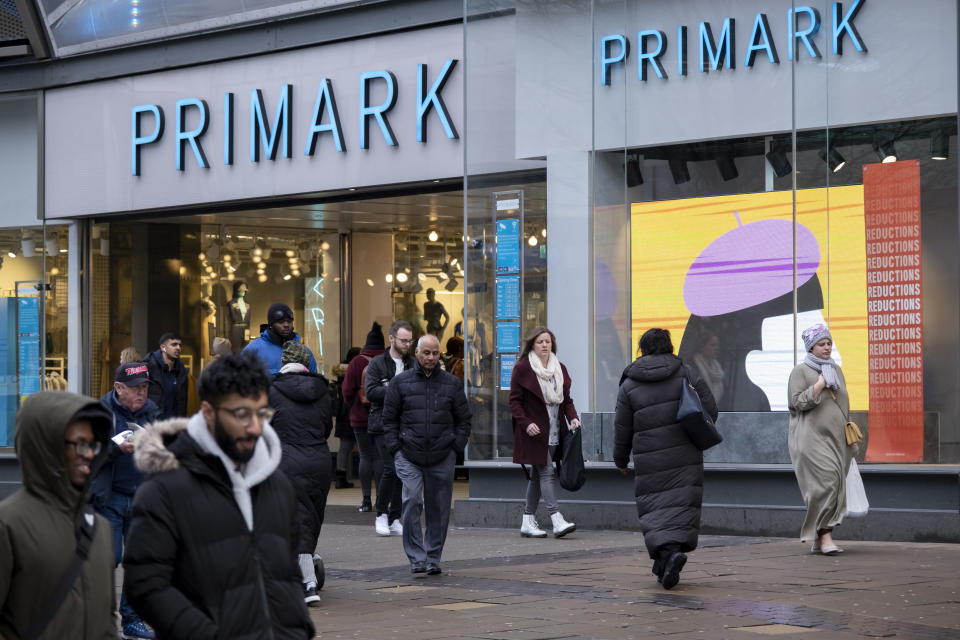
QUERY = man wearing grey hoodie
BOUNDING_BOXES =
[123,351,314,640]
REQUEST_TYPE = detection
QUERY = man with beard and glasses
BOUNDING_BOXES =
[123,352,315,640]
[244,302,318,376]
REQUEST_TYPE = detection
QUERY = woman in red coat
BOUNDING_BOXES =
[510,326,581,538]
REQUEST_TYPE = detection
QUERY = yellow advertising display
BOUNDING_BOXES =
[631,186,867,412]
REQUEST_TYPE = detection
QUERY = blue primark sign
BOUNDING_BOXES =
[600,0,866,86]
[131,59,458,176]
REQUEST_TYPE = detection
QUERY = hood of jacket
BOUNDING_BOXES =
[272,371,329,404]
[621,353,683,384]
[150,348,183,374]
[16,391,113,514]
[359,347,385,359]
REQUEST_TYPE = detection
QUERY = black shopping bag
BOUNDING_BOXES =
[557,427,586,491]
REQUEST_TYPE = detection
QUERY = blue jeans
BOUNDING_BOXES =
[99,491,140,626]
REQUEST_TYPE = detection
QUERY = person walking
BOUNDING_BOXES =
[788,324,855,555]
[509,326,580,538]
[93,362,161,639]
[146,332,189,420]
[342,322,386,512]
[331,347,360,489]
[244,302,318,375]
[382,334,472,575]
[364,320,416,536]
[123,352,315,640]
[269,340,334,605]
[0,391,116,640]
[614,328,718,590]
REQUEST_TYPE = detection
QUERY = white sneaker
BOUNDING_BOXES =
[520,514,548,538]
[375,514,391,536]
[389,519,403,536]
[550,512,576,538]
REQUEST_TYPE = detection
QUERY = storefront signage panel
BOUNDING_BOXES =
[45,24,464,218]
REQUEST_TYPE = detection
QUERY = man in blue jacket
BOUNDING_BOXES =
[244,302,317,375]
[92,361,161,639]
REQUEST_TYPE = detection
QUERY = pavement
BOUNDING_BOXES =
[307,500,960,640]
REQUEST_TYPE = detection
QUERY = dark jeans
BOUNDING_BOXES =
[372,433,402,521]
[354,427,382,500]
[394,450,456,565]
[98,491,140,626]
[337,432,356,475]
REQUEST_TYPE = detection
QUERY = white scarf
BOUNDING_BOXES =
[186,411,282,531]
[527,351,564,405]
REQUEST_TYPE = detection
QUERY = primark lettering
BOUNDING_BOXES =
[599,0,866,85]
[130,59,459,176]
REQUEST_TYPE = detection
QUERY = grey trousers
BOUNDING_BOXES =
[394,450,456,566]
[524,445,559,515]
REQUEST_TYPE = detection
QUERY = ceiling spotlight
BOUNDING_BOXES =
[21,234,35,258]
[385,273,394,283]
[527,235,538,247]
[437,272,448,280]
[396,272,408,283]
[541,228,547,238]
[292,269,301,277]
[227,272,235,281]
[258,274,268,283]
[625,154,643,187]
[428,230,439,242]
[320,241,330,251]
[444,278,458,292]
[668,157,691,184]
[366,278,375,287]
[818,146,846,173]
[262,248,272,260]
[932,130,949,161]
[50,267,60,276]
[716,154,739,181]
[417,272,426,281]
[252,245,263,257]
[222,253,231,263]
[198,252,206,261]
[7,251,15,259]
[874,136,897,163]
[283,274,292,281]
[285,249,296,258]
[765,146,792,178]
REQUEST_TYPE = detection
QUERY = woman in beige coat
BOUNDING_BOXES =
[788,324,854,555]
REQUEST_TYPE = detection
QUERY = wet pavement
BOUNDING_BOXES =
[308,516,960,639]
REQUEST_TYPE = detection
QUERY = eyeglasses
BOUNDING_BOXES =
[217,405,275,426]
[64,439,102,457]
[394,337,413,345]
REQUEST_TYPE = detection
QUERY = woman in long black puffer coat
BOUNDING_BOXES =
[269,340,333,606]
[613,328,718,591]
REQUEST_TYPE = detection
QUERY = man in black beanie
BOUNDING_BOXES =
[243,302,317,376]
[342,321,385,511]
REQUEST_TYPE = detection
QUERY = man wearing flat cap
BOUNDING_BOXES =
[244,302,318,376]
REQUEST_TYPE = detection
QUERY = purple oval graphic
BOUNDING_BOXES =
[683,219,820,317]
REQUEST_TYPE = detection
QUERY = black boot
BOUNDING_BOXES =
[358,498,372,512]
[335,470,353,489]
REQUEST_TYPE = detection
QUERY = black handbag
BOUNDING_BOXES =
[676,365,723,451]
[556,426,586,491]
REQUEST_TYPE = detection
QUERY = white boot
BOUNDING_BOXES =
[551,512,576,538]
[520,514,548,538]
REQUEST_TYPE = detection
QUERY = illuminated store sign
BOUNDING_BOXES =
[131,59,459,176]
[599,0,866,85]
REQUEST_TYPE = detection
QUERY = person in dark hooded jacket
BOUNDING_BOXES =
[0,391,116,640]
[269,340,333,606]
[613,328,718,591]
[342,322,386,511]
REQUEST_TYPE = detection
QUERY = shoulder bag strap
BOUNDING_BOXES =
[827,389,851,422]
[22,506,98,640]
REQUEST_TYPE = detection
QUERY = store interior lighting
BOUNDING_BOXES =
[716,154,738,181]
[444,277,458,292]
[428,230,439,242]
[931,130,949,160]
[527,235,538,246]
[875,137,897,163]
[818,145,846,173]
[625,154,643,187]
[7,250,15,259]
[762,145,789,178]
[21,234,35,258]
[668,157,691,184]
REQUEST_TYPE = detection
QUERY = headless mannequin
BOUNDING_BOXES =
[227,281,251,351]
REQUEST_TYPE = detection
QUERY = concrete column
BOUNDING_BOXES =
[67,222,82,393]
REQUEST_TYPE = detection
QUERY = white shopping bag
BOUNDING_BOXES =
[846,458,869,517]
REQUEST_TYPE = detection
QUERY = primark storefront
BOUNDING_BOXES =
[0,0,958,540]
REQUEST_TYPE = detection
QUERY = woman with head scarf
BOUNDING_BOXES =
[788,324,855,555]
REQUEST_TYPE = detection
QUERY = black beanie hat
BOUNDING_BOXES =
[267,302,294,324]
[363,321,385,350]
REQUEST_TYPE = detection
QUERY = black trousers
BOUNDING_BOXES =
[373,433,403,521]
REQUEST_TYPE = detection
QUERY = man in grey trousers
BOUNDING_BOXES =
[382,334,472,575]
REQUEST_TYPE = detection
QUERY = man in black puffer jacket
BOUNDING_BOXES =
[383,334,471,576]
[123,352,315,640]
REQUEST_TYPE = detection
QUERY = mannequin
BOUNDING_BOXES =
[200,297,217,366]
[423,288,449,340]
[227,281,251,351]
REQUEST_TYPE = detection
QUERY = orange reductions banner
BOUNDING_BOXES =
[863,160,923,462]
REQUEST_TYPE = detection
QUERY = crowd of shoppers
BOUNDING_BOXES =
[0,310,863,636]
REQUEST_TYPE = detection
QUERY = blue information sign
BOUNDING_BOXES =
[17,294,41,399]
[500,354,517,390]
[496,276,520,320]
[496,219,520,274]
[496,322,521,353]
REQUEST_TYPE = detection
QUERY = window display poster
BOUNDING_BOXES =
[863,160,923,462]
[496,219,520,274]
[17,292,42,401]
[496,322,520,353]
[631,186,868,414]
[496,276,520,320]
[500,354,517,390]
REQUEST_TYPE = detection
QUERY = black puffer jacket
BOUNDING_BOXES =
[613,354,718,558]
[364,351,415,435]
[124,417,314,640]
[270,369,333,551]
[382,364,472,467]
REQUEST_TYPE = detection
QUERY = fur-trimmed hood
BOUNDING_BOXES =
[133,416,189,474]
